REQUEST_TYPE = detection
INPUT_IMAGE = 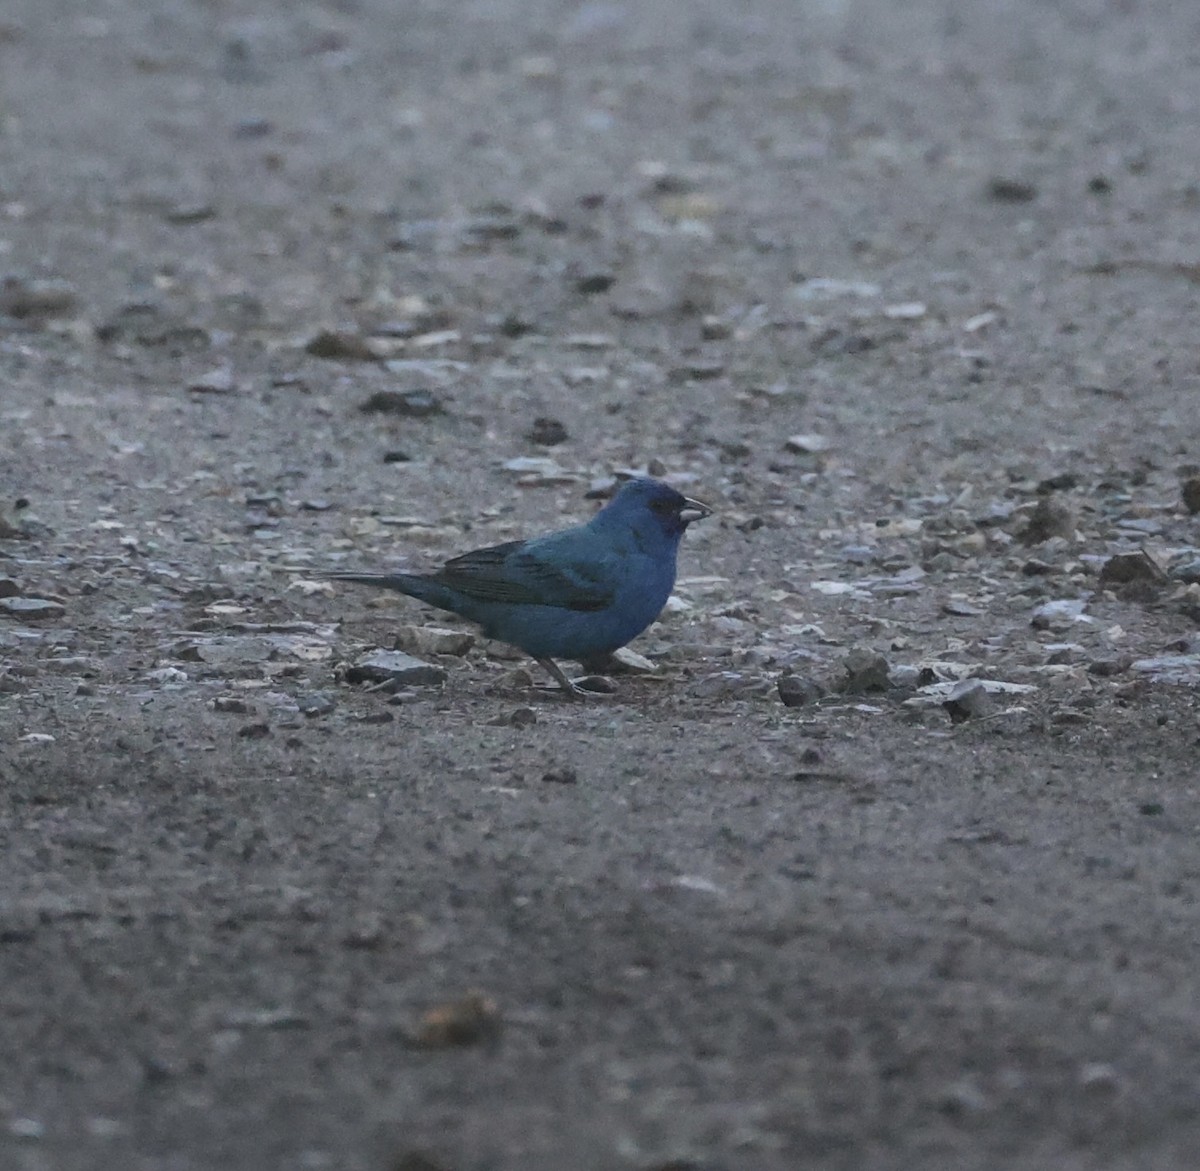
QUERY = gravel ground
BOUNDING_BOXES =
[2,2,1200,1169]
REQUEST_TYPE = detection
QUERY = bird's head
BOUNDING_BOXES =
[594,477,712,544]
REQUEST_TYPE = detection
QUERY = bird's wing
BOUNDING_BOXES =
[434,538,614,611]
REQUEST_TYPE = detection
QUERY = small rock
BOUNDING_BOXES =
[1130,654,1200,684]
[461,215,521,244]
[345,650,447,688]
[211,696,252,714]
[1031,599,1090,631]
[237,722,271,739]
[1181,477,1200,515]
[163,201,216,224]
[94,302,210,350]
[573,674,617,694]
[487,706,537,728]
[963,310,998,333]
[0,577,20,598]
[394,625,475,657]
[574,271,615,295]
[144,667,188,684]
[792,278,881,301]
[938,1078,990,1115]
[785,433,831,454]
[392,1152,453,1171]
[690,671,773,699]
[1087,657,1131,677]
[1079,1062,1121,1092]
[669,359,725,382]
[1099,550,1168,587]
[700,315,732,340]
[942,599,983,617]
[412,991,500,1049]
[1099,550,1169,602]
[1020,496,1074,544]
[987,177,1038,203]
[527,417,569,446]
[1173,557,1200,584]
[1038,472,1080,493]
[0,597,64,620]
[888,663,923,688]
[942,679,992,723]
[187,366,236,395]
[296,692,337,717]
[501,456,567,479]
[493,666,535,691]
[563,332,613,350]
[777,674,825,707]
[0,276,78,320]
[341,911,386,950]
[840,648,891,693]
[1051,707,1090,726]
[581,648,657,675]
[883,301,927,320]
[541,767,577,784]
[497,312,535,337]
[233,117,273,139]
[1044,643,1084,664]
[605,647,658,674]
[359,388,444,416]
[305,328,377,361]
[409,328,459,350]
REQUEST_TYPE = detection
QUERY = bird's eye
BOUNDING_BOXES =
[650,497,679,515]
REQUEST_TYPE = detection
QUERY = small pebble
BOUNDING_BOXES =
[1031,599,1089,631]
[987,176,1038,202]
[573,674,617,694]
[211,696,253,714]
[394,625,474,657]
[0,597,64,620]
[345,650,447,688]
[785,433,831,455]
[1020,497,1074,544]
[840,648,891,693]
[943,679,992,723]
[305,329,377,361]
[187,367,236,395]
[412,991,500,1049]
[296,692,337,717]
[574,271,615,295]
[527,417,569,446]
[487,706,537,728]
[777,674,824,707]
[358,388,443,416]
[690,671,773,699]
[1182,477,1200,515]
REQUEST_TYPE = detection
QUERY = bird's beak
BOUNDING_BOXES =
[680,496,713,526]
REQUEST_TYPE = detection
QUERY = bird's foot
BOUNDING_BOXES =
[572,674,617,695]
[534,659,616,700]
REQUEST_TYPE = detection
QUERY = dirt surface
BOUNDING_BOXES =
[3,1,1200,1168]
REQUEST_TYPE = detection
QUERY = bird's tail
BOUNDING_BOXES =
[330,571,456,611]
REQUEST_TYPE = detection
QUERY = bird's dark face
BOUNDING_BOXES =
[600,477,712,541]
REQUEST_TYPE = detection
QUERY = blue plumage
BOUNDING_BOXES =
[332,477,711,695]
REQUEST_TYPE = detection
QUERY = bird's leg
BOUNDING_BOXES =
[534,657,588,700]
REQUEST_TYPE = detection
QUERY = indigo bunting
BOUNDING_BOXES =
[332,477,711,695]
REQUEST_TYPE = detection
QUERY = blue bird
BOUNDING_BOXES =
[332,477,711,696]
